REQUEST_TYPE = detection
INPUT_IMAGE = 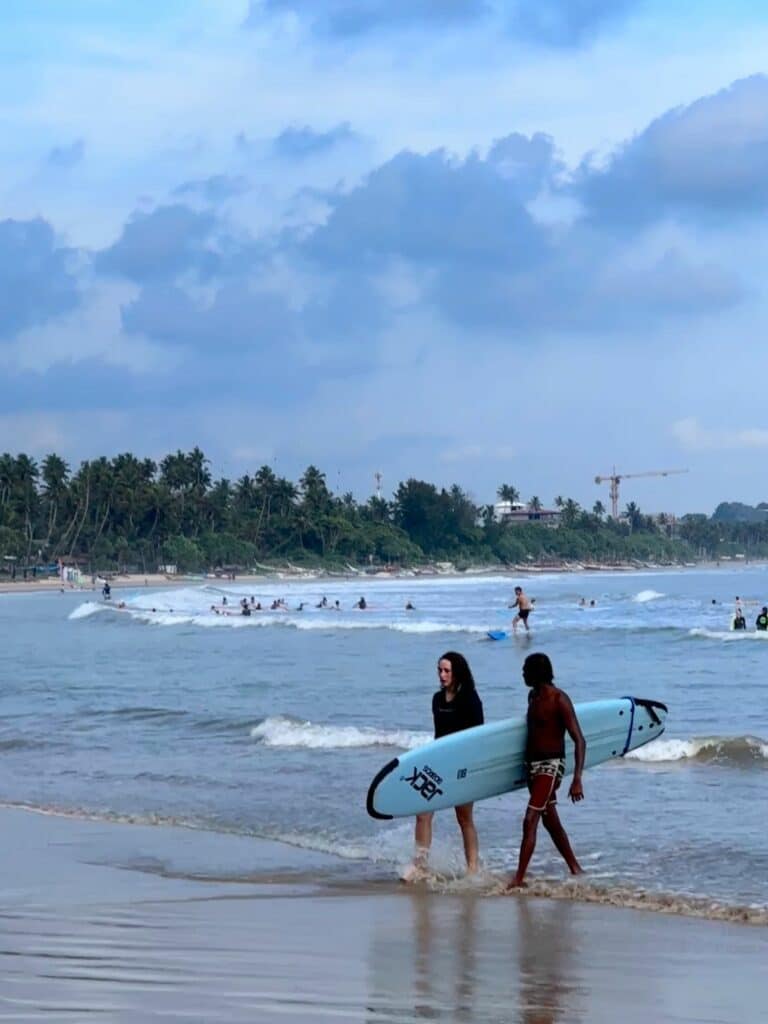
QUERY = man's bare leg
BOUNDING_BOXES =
[454,803,479,874]
[541,806,583,875]
[507,806,540,888]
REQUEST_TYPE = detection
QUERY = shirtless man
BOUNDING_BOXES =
[509,586,533,633]
[507,652,585,888]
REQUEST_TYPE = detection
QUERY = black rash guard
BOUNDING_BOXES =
[431,686,484,739]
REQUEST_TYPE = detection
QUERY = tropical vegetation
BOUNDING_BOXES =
[0,450,765,574]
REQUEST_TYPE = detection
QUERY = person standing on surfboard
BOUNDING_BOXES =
[507,652,585,889]
[509,586,533,633]
[403,651,484,881]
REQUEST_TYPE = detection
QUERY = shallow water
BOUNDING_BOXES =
[1,565,767,914]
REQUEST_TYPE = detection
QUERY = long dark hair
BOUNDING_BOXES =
[438,651,476,691]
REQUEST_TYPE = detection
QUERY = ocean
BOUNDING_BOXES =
[2,565,767,919]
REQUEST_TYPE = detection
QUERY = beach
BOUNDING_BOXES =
[2,806,765,1023]
[2,567,768,1021]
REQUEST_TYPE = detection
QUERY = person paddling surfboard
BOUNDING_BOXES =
[507,652,585,889]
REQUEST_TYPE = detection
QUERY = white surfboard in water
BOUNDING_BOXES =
[366,697,667,819]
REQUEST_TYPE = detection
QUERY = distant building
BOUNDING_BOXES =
[493,501,561,527]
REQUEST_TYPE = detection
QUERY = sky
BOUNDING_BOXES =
[2,0,768,515]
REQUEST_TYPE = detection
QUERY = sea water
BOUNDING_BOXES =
[1,566,767,915]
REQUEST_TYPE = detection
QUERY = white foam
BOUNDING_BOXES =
[633,589,665,603]
[68,601,104,620]
[626,738,704,761]
[626,736,768,762]
[689,627,768,641]
[250,715,431,750]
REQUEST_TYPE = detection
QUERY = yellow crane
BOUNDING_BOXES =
[594,467,688,519]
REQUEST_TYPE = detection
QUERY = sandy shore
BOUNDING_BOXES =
[0,807,764,1023]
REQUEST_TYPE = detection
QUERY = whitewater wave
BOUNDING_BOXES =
[250,715,431,750]
[633,589,665,603]
[626,735,768,765]
[688,628,768,641]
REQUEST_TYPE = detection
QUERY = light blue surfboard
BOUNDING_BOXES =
[366,697,667,819]
[487,630,508,641]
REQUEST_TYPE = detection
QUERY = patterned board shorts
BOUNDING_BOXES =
[526,757,566,811]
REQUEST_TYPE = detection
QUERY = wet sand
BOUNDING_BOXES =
[0,807,765,1022]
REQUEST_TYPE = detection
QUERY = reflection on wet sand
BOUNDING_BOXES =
[366,891,582,1024]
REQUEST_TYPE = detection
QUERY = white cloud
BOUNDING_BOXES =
[672,417,768,451]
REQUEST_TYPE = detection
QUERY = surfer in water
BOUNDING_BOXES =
[507,652,585,889]
[402,651,484,882]
[509,586,533,633]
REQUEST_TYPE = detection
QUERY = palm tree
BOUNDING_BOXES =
[497,484,520,504]
[592,500,605,520]
[528,496,542,512]
[554,495,565,509]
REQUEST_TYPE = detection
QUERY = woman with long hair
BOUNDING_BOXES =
[403,651,484,881]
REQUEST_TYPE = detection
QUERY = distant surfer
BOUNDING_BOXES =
[102,581,111,600]
[733,611,747,630]
[317,596,328,608]
[756,607,768,631]
[405,601,415,611]
[509,586,533,633]
[355,596,367,609]
[403,652,484,882]
[507,652,585,889]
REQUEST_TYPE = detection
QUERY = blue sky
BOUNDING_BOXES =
[2,0,768,514]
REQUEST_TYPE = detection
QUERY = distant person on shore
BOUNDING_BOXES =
[102,581,111,600]
[402,651,484,882]
[222,596,227,606]
[509,586,533,633]
[756,607,768,631]
[507,652,585,889]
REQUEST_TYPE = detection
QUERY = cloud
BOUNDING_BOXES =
[47,139,85,169]
[672,417,768,451]
[252,0,488,36]
[578,76,768,224]
[507,0,641,48]
[96,204,221,283]
[122,280,296,352]
[172,175,251,203]
[252,0,641,45]
[0,218,81,340]
[304,147,548,270]
[272,122,358,160]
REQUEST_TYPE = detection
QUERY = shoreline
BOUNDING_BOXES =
[0,806,764,1022]
[0,557,761,596]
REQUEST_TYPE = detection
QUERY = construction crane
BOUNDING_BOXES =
[594,468,688,519]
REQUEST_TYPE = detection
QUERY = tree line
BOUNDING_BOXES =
[0,449,765,573]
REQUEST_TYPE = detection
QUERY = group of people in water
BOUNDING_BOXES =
[730,595,768,631]
[210,594,417,616]
[403,649,585,888]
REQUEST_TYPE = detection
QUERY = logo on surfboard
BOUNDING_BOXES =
[401,764,444,802]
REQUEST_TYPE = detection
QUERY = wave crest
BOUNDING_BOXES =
[626,735,768,765]
[249,715,431,750]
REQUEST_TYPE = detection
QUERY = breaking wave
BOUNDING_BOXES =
[249,715,431,750]
[626,735,768,765]
[632,589,665,602]
[688,627,768,641]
